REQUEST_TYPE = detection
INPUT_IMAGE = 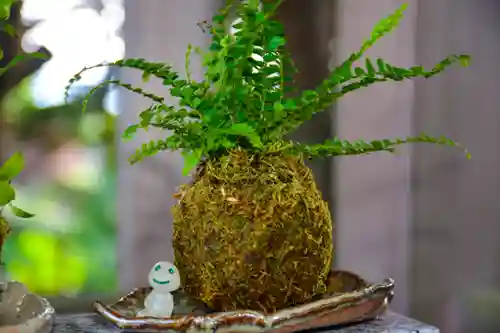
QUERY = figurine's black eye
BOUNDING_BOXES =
[168,267,175,274]
[155,264,161,271]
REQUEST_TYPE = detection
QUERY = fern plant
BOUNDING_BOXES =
[65,1,470,175]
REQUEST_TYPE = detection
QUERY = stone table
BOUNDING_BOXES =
[54,312,439,332]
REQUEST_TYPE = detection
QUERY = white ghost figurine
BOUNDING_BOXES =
[137,261,181,318]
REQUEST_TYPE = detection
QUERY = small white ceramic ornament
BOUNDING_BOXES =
[136,261,180,318]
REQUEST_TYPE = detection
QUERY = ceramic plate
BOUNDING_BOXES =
[0,281,55,333]
[94,270,394,332]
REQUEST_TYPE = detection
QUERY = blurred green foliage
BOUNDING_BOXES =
[2,75,118,295]
[2,169,117,294]
[0,0,117,296]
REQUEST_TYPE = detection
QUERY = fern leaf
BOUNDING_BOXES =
[123,103,202,144]
[128,121,206,165]
[64,58,181,104]
[128,137,176,164]
[181,149,203,176]
[290,134,470,159]
[319,3,408,90]
[185,44,193,82]
[218,123,263,149]
[265,4,409,136]
[275,53,470,138]
[327,54,470,102]
[80,79,164,114]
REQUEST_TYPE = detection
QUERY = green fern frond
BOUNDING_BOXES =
[127,119,206,166]
[303,54,469,122]
[269,53,469,138]
[320,3,408,88]
[64,58,182,104]
[122,103,197,141]
[80,79,164,114]
[271,13,470,137]
[185,44,193,82]
[128,137,176,164]
[290,134,470,159]
[65,1,471,175]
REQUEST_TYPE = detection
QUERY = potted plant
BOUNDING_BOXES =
[66,0,469,314]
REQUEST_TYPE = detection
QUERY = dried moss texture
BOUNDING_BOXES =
[172,149,333,313]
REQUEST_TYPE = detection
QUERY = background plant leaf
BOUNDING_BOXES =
[0,0,15,19]
[0,151,24,180]
[0,181,15,206]
[9,204,35,218]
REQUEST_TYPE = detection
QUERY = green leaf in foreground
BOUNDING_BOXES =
[0,181,15,206]
[0,52,50,77]
[0,0,15,19]
[0,23,16,37]
[0,151,24,180]
[9,204,35,218]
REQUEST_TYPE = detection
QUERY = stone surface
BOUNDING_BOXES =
[53,312,439,332]
[0,281,55,333]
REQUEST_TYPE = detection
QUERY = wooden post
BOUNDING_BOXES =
[117,0,221,291]
[272,0,335,207]
[332,0,416,314]
[412,0,500,328]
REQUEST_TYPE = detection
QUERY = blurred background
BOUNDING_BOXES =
[0,0,499,332]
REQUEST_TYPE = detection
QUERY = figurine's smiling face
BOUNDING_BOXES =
[148,261,181,292]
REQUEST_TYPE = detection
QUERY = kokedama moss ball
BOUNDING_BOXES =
[172,149,334,313]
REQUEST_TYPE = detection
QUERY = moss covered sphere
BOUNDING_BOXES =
[172,149,333,313]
